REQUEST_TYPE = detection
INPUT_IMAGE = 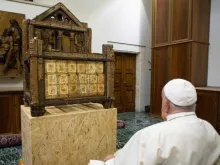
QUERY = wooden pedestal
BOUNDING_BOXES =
[21,104,117,165]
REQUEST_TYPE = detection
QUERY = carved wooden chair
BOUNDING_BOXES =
[22,3,115,117]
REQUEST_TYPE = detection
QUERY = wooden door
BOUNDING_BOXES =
[192,0,211,43]
[171,0,192,42]
[196,90,218,129]
[14,94,23,133]
[0,93,15,134]
[217,95,220,134]
[191,43,209,86]
[114,53,136,113]
[0,91,23,134]
[153,0,170,46]
[218,95,220,120]
[151,47,171,115]
[171,43,191,80]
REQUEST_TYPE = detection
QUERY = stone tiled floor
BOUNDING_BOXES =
[117,112,162,148]
[0,112,162,165]
[0,146,21,165]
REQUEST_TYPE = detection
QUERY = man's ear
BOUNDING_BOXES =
[164,99,170,113]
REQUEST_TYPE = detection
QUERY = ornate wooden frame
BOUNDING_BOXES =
[22,3,115,117]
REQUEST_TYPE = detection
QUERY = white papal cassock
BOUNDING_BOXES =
[109,112,220,165]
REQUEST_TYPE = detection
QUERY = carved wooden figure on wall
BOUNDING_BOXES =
[0,28,12,62]
[0,19,22,76]
[23,3,115,117]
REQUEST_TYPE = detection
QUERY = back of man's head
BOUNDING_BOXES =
[161,79,197,119]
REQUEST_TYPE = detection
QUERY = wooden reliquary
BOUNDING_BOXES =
[22,3,115,117]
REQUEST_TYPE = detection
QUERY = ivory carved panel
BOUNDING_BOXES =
[45,60,105,99]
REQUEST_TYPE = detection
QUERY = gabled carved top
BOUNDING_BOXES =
[33,2,86,28]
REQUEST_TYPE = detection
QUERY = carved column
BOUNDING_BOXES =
[83,32,88,53]
[29,38,45,116]
[37,39,45,116]
[35,29,42,40]
[22,20,29,62]
[70,32,75,52]
[88,28,92,53]
[23,20,29,101]
[103,44,115,108]
[29,38,39,110]
[28,24,34,41]
[57,31,63,51]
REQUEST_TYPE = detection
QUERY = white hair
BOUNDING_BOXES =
[169,101,196,112]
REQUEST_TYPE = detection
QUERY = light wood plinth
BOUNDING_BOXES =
[21,104,117,165]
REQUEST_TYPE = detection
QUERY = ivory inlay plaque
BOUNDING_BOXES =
[45,60,105,99]
[68,61,76,73]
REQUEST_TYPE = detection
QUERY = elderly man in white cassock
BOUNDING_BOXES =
[89,79,220,165]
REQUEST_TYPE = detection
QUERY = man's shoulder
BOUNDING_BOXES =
[138,117,220,137]
[198,118,220,135]
[139,121,168,134]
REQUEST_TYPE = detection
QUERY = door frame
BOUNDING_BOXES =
[114,51,137,112]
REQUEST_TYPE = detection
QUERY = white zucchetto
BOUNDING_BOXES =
[164,79,197,106]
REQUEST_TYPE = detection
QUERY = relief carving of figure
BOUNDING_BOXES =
[0,28,12,63]
[0,19,22,75]
[42,29,57,51]
[74,33,84,53]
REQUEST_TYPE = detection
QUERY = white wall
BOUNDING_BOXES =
[208,0,220,86]
[0,1,48,19]
[61,0,151,52]
[0,0,152,111]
